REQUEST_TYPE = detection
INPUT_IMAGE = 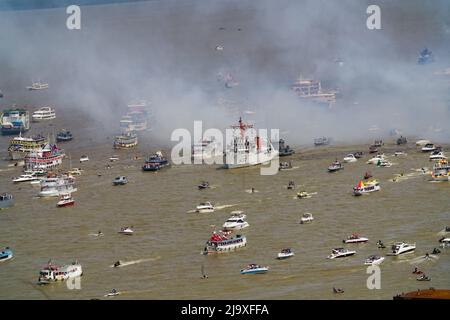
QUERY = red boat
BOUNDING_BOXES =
[57,194,74,207]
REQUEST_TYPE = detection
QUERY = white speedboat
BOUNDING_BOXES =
[367,154,385,164]
[57,193,75,207]
[343,233,369,244]
[79,155,89,163]
[343,154,357,163]
[240,264,269,275]
[327,248,356,259]
[429,151,447,161]
[118,227,134,235]
[277,248,294,260]
[387,242,416,256]
[299,213,314,224]
[195,202,214,213]
[109,156,119,162]
[68,168,83,175]
[422,143,437,152]
[222,211,249,230]
[12,174,38,183]
[32,107,56,122]
[377,159,392,167]
[104,289,120,297]
[439,237,450,248]
[328,160,343,172]
[364,255,385,265]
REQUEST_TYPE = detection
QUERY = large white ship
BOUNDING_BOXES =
[291,77,337,107]
[222,118,278,169]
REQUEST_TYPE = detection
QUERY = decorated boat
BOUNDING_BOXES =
[7,133,47,160]
[32,107,56,122]
[25,144,65,170]
[353,179,380,196]
[1,108,30,135]
[38,260,82,284]
[142,151,169,171]
[202,230,247,255]
[113,132,138,149]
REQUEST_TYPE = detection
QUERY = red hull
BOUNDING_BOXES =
[57,201,74,207]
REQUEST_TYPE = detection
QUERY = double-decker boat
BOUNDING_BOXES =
[1,108,30,135]
[32,107,56,122]
[25,144,65,170]
[222,118,278,169]
[291,77,337,107]
[202,230,247,255]
[142,151,169,171]
[7,133,47,160]
[113,132,138,149]
[38,260,82,284]
[27,81,49,91]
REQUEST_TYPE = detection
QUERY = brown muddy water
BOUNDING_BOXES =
[0,120,448,300]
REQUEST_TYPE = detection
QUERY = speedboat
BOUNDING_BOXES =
[57,193,74,207]
[12,174,38,183]
[196,202,214,213]
[422,143,437,152]
[222,211,249,230]
[343,154,357,163]
[367,154,385,164]
[240,264,269,275]
[364,255,385,265]
[113,176,128,186]
[429,151,447,161]
[279,161,293,170]
[118,227,134,235]
[109,155,119,162]
[299,213,314,224]
[417,274,431,281]
[297,191,310,199]
[353,179,380,196]
[377,159,392,167]
[343,233,369,244]
[68,168,83,176]
[0,247,13,262]
[198,181,210,190]
[79,155,89,163]
[38,261,82,284]
[439,237,450,248]
[387,242,416,256]
[277,248,294,260]
[328,160,343,172]
[327,248,356,259]
[353,151,364,158]
[104,289,120,297]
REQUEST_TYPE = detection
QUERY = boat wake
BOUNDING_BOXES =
[214,204,238,210]
[110,256,161,268]
[408,254,439,265]
[245,189,259,193]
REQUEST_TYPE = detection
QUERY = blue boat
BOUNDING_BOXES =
[0,247,13,262]
[142,151,169,171]
[1,109,30,136]
[240,264,269,275]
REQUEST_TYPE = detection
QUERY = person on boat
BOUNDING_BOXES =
[97,231,103,236]
[432,248,441,255]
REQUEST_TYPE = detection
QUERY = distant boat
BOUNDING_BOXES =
[56,129,73,142]
[38,261,82,284]
[0,247,13,262]
[418,48,434,65]
[0,193,14,209]
[314,137,331,146]
[27,81,49,90]
[1,108,30,135]
[142,151,169,171]
[278,139,295,156]
[32,107,56,122]
[240,264,269,274]
[57,193,75,207]
[112,176,128,186]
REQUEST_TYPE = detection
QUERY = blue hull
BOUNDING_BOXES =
[2,127,28,136]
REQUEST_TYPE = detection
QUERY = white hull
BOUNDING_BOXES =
[223,150,278,169]
[364,257,385,265]
[39,187,77,197]
[222,222,249,230]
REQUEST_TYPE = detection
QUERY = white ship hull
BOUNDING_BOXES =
[223,150,278,169]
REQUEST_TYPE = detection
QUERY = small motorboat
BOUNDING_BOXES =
[279,161,293,170]
[109,155,119,162]
[364,255,385,265]
[68,168,83,176]
[13,174,38,183]
[222,211,249,230]
[377,159,392,167]
[328,160,343,172]
[277,248,294,260]
[198,181,210,190]
[0,193,14,209]
[429,151,447,161]
[0,247,13,262]
[343,154,357,163]
[287,181,295,190]
[57,193,75,207]
[113,261,121,268]
[343,233,369,244]
[333,287,344,294]
[369,145,379,154]
[297,191,310,199]
[439,237,450,248]
[56,129,73,142]
[353,151,364,159]
[387,242,416,256]
[113,176,128,186]
[240,264,269,275]
[367,154,385,164]
[327,248,356,259]
[417,274,431,281]
[104,289,120,297]
[422,143,437,152]
[118,227,134,235]
[412,267,423,275]
[80,155,89,163]
[195,202,214,213]
[300,213,314,224]
[353,179,380,196]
